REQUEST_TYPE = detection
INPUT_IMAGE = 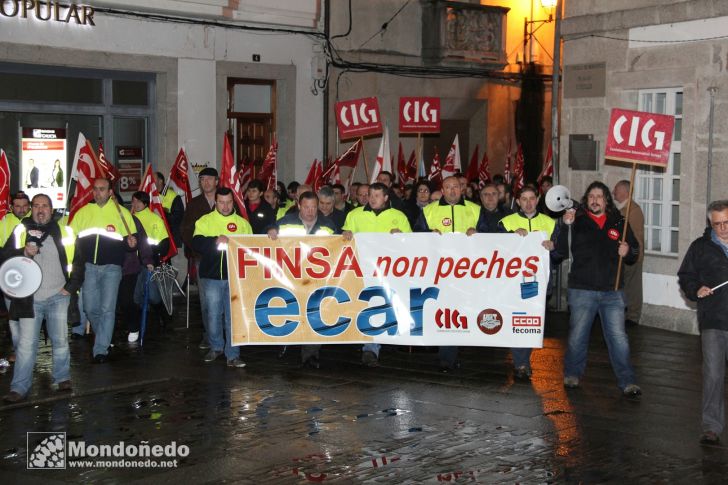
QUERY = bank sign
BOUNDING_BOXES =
[0,1,96,26]
[228,233,549,348]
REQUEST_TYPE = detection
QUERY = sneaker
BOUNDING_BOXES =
[198,338,211,350]
[563,376,580,388]
[700,431,720,445]
[226,358,246,368]
[514,366,532,381]
[3,391,24,403]
[203,350,222,363]
[362,351,379,367]
[57,381,72,392]
[128,332,139,343]
[622,384,642,398]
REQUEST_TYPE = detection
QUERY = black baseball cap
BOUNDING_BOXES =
[198,167,218,178]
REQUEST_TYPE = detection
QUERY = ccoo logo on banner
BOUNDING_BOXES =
[605,108,675,167]
[227,233,548,348]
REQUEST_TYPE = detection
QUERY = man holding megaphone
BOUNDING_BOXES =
[2,194,83,404]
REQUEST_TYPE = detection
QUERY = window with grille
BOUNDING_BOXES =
[636,88,682,255]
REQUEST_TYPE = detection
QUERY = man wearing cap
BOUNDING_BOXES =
[192,187,252,368]
[181,167,218,349]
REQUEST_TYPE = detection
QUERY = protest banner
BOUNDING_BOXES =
[228,233,549,348]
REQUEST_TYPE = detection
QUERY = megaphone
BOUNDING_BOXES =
[545,185,575,212]
[0,257,43,298]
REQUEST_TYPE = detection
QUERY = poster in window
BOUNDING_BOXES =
[20,128,67,206]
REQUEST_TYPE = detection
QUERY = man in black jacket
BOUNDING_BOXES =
[557,181,642,397]
[2,194,83,403]
[678,199,728,445]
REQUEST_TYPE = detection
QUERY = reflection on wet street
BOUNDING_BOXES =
[1,311,727,482]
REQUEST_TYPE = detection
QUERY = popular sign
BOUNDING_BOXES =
[228,233,549,348]
[605,108,675,167]
[0,2,95,26]
[335,97,383,139]
[399,97,440,133]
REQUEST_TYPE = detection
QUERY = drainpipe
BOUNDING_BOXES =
[323,0,331,165]
[706,86,717,206]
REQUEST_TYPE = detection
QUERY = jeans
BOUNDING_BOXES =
[564,289,636,390]
[10,293,70,397]
[5,296,19,349]
[71,290,87,337]
[133,268,162,307]
[701,329,728,434]
[83,263,122,357]
[200,278,238,361]
[512,348,533,370]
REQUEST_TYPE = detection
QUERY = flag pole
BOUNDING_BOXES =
[614,162,637,291]
[359,136,370,180]
[416,134,423,178]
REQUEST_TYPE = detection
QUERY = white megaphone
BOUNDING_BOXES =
[0,257,43,298]
[545,185,575,212]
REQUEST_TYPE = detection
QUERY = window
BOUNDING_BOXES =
[636,88,682,255]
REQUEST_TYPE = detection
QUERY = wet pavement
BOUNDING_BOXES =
[0,297,727,483]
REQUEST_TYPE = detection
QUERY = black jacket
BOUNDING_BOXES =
[478,205,513,233]
[1,219,85,319]
[244,199,277,235]
[678,227,728,332]
[555,209,639,291]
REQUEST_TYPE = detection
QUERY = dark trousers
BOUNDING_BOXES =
[119,274,141,333]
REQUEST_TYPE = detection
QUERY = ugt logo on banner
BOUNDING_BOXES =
[605,108,675,167]
[335,97,383,139]
[399,97,440,133]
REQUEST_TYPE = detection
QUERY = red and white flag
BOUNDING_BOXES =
[238,157,253,195]
[503,140,512,185]
[97,143,121,182]
[478,151,492,188]
[68,133,103,223]
[396,142,408,186]
[0,149,10,219]
[441,134,461,178]
[369,127,392,184]
[335,139,362,168]
[138,164,178,261]
[406,149,417,182]
[257,140,278,191]
[537,144,554,186]
[304,159,322,187]
[220,133,249,220]
[168,148,193,205]
[464,145,479,182]
[329,163,342,185]
[428,149,443,188]
[513,143,525,194]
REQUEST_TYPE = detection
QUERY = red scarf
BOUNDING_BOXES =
[587,211,607,229]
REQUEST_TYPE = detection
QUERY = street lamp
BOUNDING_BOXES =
[524,0,556,64]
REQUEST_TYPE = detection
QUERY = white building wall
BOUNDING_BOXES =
[0,9,324,180]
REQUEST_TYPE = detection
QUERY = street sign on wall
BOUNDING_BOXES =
[399,97,440,133]
[605,108,675,167]
[335,97,383,139]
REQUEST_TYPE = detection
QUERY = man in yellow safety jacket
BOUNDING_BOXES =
[415,176,483,372]
[70,177,140,363]
[192,187,252,368]
[343,182,411,367]
[498,185,557,381]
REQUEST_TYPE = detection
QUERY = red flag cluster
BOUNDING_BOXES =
[138,165,178,261]
[220,134,249,220]
[0,149,10,220]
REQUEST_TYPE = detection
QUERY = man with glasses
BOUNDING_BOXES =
[477,183,512,233]
[678,200,728,445]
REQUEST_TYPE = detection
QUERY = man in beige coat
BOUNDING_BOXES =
[613,180,645,326]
